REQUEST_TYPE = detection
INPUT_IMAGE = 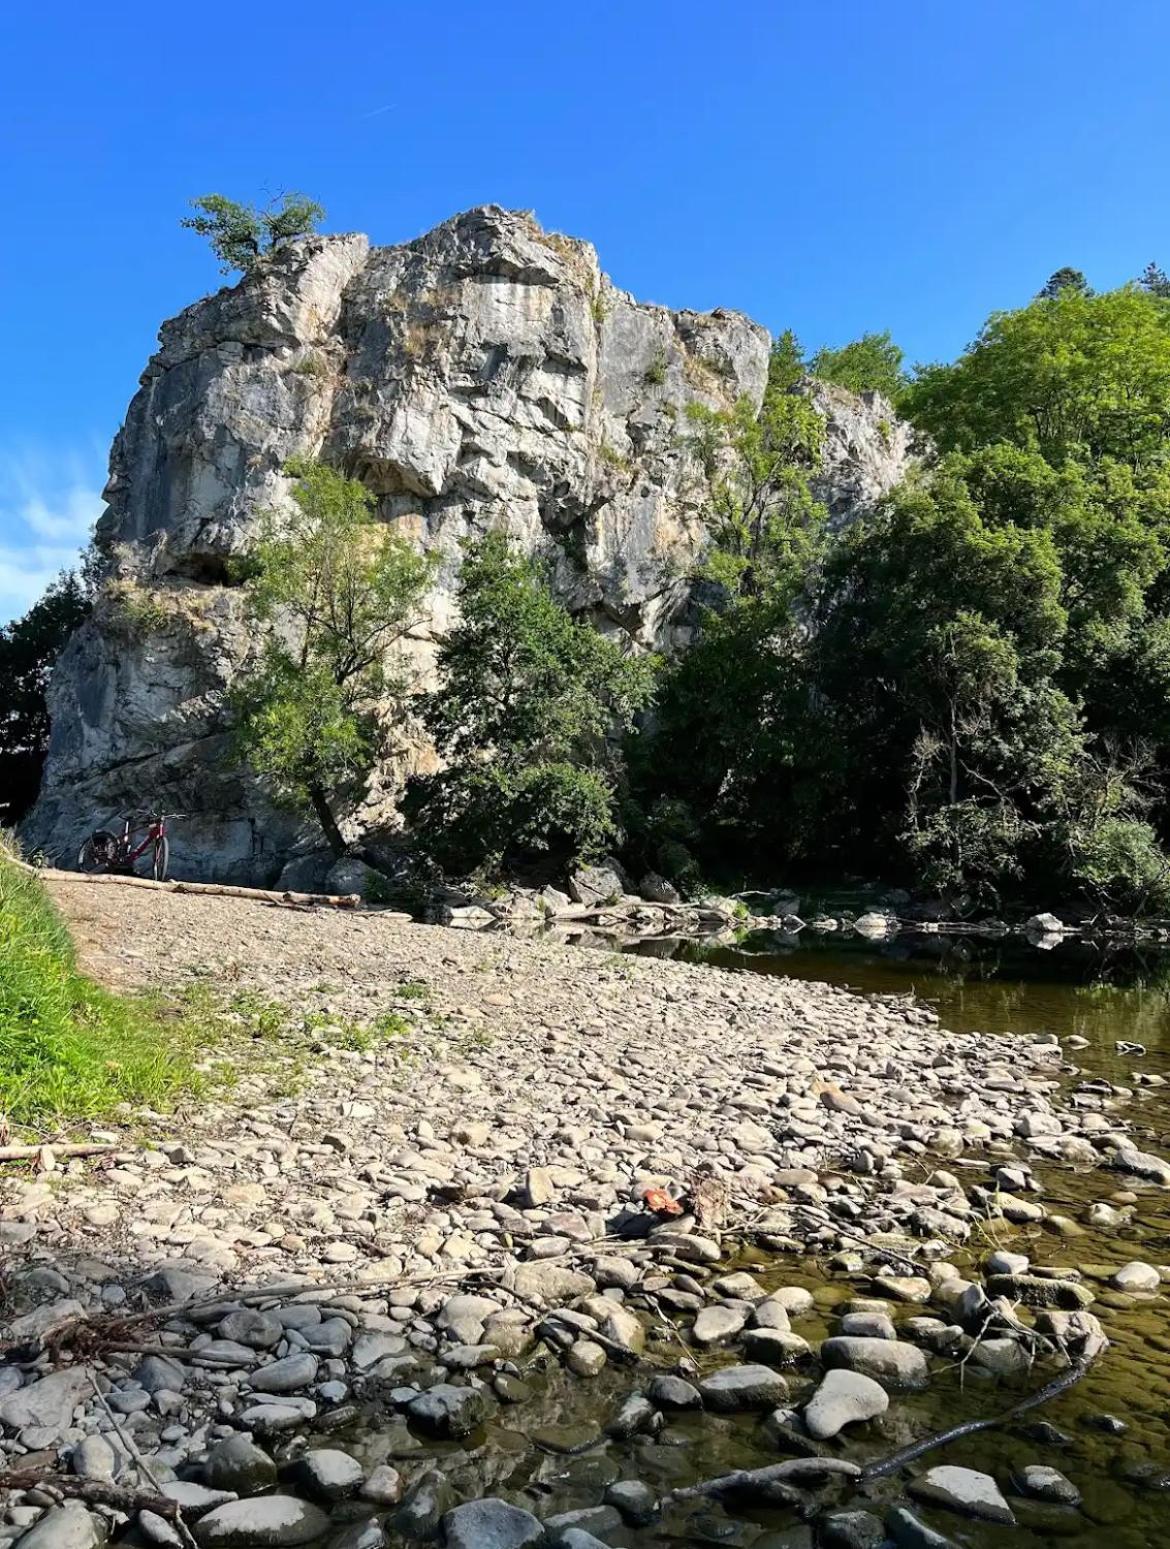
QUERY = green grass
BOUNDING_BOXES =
[0,843,204,1126]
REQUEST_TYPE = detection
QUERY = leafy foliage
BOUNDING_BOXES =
[181,192,325,275]
[0,572,91,824]
[810,331,905,398]
[1037,266,1093,300]
[405,534,653,876]
[232,460,432,853]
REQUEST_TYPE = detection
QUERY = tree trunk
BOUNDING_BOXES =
[309,785,347,857]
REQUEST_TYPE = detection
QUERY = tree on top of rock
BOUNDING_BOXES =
[809,331,906,399]
[181,192,326,275]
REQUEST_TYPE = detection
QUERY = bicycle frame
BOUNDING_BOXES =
[120,813,166,864]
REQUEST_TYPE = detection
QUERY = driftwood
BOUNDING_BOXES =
[30,865,367,910]
[0,1143,117,1163]
[0,1466,185,1522]
[860,1342,1105,1480]
[672,1457,862,1505]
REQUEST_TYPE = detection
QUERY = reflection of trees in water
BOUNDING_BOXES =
[632,928,1170,1054]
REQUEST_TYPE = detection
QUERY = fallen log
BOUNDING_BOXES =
[32,866,365,910]
[0,1467,185,1522]
[672,1457,862,1505]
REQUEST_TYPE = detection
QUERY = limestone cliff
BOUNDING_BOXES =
[26,207,912,881]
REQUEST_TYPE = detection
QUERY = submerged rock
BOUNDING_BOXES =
[192,1497,331,1548]
[699,1364,789,1411]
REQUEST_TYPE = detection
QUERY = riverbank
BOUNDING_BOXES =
[2,879,1169,1547]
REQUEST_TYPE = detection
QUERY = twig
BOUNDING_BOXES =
[0,1468,186,1521]
[89,1372,199,1549]
[0,1144,118,1163]
[860,1342,1106,1480]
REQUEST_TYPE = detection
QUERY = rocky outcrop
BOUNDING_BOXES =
[26,207,912,881]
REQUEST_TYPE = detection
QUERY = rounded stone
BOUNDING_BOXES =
[192,1498,331,1549]
[804,1368,889,1440]
[202,1436,278,1496]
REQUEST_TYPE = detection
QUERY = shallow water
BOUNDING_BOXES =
[351,926,1170,1544]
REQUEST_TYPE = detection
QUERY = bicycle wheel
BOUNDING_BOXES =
[152,835,170,882]
[78,832,114,874]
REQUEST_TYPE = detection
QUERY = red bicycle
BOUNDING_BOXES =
[78,812,174,881]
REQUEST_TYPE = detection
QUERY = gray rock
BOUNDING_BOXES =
[818,1512,885,1549]
[193,1497,331,1548]
[133,1356,188,1395]
[1111,1260,1160,1292]
[604,1480,657,1526]
[350,1333,406,1371]
[248,1354,318,1393]
[13,1506,103,1549]
[359,1466,402,1505]
[908,1466,1015,1525]
[139,1511,184,1549]
[699,1364,789,1412]
[162,1485,238,1518]
[70,1435,118,1481]
[646,1375,702,1410]
[0,1370,92,1431]
[202,1437,278,1496]
[292,1449,363,1502]
[803,1369,888,1440]
[1012,1464,1081,1505]
[819,1337,929,1388]
[884,1507,956,1548]
[24,209,908,880]
[839,1313,896,1341]
[568,866,624,908]
[218,1310,283,1349]
[742,1328,811,1364]
[512,1263,595,1303]
[328,1524,381,1549]
[442,1499,544,1549]
[604,1393,656,1439]
[692,1305,747,1346]
[406,1383,487,1438]
[394,1471,454,1540]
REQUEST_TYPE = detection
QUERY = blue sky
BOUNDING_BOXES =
[2,0,1169,622]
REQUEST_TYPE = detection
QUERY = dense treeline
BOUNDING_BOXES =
[633,272,1170,911]
[9,257,1170,916]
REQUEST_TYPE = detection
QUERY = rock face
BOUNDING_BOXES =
[27,206,911,881]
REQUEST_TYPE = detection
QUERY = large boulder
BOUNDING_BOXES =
[24,210,911,881]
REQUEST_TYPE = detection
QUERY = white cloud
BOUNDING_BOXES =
[0,444,107,625]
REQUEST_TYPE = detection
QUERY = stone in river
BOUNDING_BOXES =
[512,1263,595,1302]
[202,1436,277,1496]
[883,1506,956,1548]
[604,1393,656,1439]
[442,1499,544,1549]
[1111,1260,1160,1292]
[819,1337,929,1388]
[692,1305,747,1345]
[1012,1464,1081,1505]
[699,1364,789,1412]
[604,1480,658,1526]
[647,1375,702,1410]
[406,1384,487,1438]
[218,1310,283,1349]
[908,1466,1015,1525]
[818,1511,885,1549]
[804,1369,888,1440]
[742,1328,811,1364]
[393,1472,454,1540]
[292,1449,363,1501]
[193,1497,331,1548]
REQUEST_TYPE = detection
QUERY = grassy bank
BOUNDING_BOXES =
[0,839,202,1126]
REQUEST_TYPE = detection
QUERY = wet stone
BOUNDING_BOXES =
[406,1383,487,1438]
[248,1354,318,1393]
[909,1466,1016,1525]
[817,1510,885,1549]
[291,1448,363,1501]
[1012,1464,1081,1505]
[604,1480,658,1526]
[699,1364,789,1412]
[442,1499,544,1549]
[646,1375,702,1410]
[532,1422,603,1454]
[192,1497,331,1548]
[202,1436,278,1496]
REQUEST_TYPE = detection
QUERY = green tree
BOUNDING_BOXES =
[1037,266,1093,300]
[810,331,905,399]
[1140,262,1170,298]
[902,285,1170,466]
[0,572,91,824]
[630,358,828,878]
[404,534,653,876]
[767,329,806,392]
[181,192,325,275]
[233,460,432,855]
